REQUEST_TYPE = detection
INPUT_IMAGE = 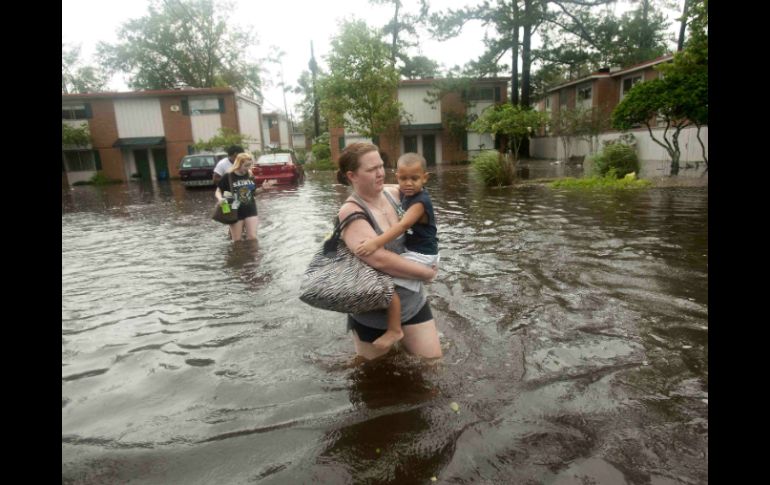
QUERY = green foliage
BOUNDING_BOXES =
[319,20,402,138]
[90,172,122,185]
[592,142,639,178]
[311,133,331,165]
[62,43,109,94]
[471,150,515,187]
[400,55,440,79]
[304,158,336,171]
[471,104,547,160]
[549,172,651,190]
[192,127,253,153]
[96,0,263,98]
[62,123,91,147]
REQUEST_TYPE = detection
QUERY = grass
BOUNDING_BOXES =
[549,171,652,190]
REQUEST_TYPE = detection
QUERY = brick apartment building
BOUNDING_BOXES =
[62,87,264,185]
[330,77,510,166]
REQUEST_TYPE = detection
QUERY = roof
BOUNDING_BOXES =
[547,54,675,93]
[63,87,236,100]
[399,77,509,87]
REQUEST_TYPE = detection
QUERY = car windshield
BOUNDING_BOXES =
[181,156,216,168]
[257,153,292,165]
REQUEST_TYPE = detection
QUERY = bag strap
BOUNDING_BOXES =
[322,202,374,256]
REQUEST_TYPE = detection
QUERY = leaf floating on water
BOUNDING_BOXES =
[376,448,381,454]
[682,345,693,349]
[431,477,437,482]
[450,402,460,413]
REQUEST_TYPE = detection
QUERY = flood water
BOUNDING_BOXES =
[62,164,707,484]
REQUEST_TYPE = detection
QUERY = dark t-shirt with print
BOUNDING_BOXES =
[217,172,258,219]
[400,188,438,255]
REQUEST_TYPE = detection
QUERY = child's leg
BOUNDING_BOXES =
[372,291,404,350]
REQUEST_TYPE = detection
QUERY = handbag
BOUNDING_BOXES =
[211,173,238,224]
[299,210,394,314]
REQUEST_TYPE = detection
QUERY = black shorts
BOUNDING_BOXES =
[347,302,434,343]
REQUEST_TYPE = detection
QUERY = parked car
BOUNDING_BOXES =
[178,152,226,187]
[252,152,304,185]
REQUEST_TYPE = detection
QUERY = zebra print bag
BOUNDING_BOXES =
[299,210,394,313]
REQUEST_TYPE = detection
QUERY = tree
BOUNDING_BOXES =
[62,43,108,94]
[62,122,91,147]
[319,20,403,139]
[471,103,547,161]
[659,0,707,167]
[97,0,263,98]
[293,70,328,141]
[401,55,440,79]
[612,68,706,175]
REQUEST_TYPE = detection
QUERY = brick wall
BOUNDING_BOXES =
[86,99,123,180]
[220,94,239,132]
[441,91,467,163]
[160,97,194,177]
[329,126,345,165]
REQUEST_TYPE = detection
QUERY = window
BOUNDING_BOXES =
[467,87,494,101]
[189,97,222,115]
[621,75,643,100]
[63,151,96,172]
[559,89,568,108]
[576,83,592,109]
[545,96,551,111]
[180,155,217,168]
[62,103,91,120]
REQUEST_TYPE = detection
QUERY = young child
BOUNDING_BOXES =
[355,153,440,350]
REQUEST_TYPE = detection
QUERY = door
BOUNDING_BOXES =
[133,149,151,180]
[404,135,418,154]
[152,148,169,180]
[422,134,436,166]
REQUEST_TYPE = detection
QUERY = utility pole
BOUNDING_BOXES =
[279,64,294,149]
[310,41,320,139]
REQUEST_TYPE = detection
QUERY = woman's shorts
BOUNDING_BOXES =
[347,302,434,343]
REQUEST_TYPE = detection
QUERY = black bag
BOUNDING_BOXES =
[211,173,238,225]
[299,210,394,313]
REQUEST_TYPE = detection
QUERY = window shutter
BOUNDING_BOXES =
[338,137,345,151]
[494,135,500,150]
[181,99,189,116]
[372,135,380,146]
[218,97,225,113]
[84,103,93,119]
[494,87,501,102]
[93,150,102,170]
[187,145,194,155]
[461,132,468,151]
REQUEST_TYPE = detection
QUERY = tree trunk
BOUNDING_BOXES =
[678,0,690,51]
[521,0,533,108]
[391,2,400,66]
[695,124,708,169]
[310,41,320,138]
[511,1,520,106]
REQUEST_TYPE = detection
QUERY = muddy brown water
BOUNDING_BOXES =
[62,164,707,484]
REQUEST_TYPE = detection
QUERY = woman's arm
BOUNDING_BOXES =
[339,203,435,281]
[354,202,425,256]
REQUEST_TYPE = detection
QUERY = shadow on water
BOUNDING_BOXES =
[314,357,453,484]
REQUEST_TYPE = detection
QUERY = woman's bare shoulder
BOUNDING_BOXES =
[338,199,363,219]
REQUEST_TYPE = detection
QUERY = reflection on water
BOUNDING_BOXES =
[63,167,707,484]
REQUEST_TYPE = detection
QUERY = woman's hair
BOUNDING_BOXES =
[229,152,255,178]
[336,142,380,185]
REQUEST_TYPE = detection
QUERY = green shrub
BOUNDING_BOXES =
[311,133,331,166]
[549,171,651,190]
[305,158,336,171]
[471,150,514,186]
[90,172,121,185]
[592,143,639,178]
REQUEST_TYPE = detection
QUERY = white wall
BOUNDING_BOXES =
[190,113,222,144]
[114,98,164,137]
[236,96,263,153]
[530,125,709,177]
[399,86,441,124]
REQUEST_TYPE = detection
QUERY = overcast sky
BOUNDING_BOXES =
[62,0,683,117]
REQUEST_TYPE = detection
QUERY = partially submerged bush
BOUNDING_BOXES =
[549,171,651,190]
[592,142,639,178]
[471,150,514,187]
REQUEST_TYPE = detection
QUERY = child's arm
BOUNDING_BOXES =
[355,202,426,256]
